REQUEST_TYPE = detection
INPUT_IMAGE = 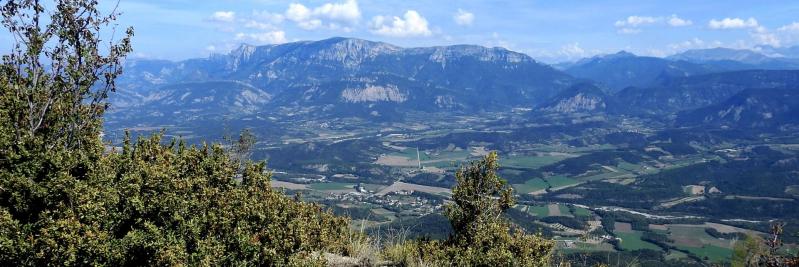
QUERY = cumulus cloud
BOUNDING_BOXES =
[252,10,285,24]
[244,20,277,31]
[615,16,658,27]
[559,42,588,59]
[708,17,759,29]
[617,28,642,34]
[453,9,474,26]
[235,31,287,44]
[370,10,432,37]
[615,15,692,34]
[285,0,360,30]
[209,11,236,23]
[779,22,799,32]
[751,26,781,47]
[667,15,692,27]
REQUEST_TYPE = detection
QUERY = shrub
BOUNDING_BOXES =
[390,152,555,266]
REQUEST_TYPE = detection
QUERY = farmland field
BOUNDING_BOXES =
[308,182,356,191]
[513,178,549,194]
[614,231,662,251]
[545,176,580,188]
[680,245,732,263]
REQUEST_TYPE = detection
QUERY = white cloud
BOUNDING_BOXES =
[666,38,728,53]
[210,11,236,23]
[617,28,641,34]
[244,20,277,31]
[285,0,360,30]
[667,15,692,27]
[453,9,474,26]
[286,3,312,22]
[615,16,658,27]
[252,10,285,24]
[751,26,781,47]
[614,15,692,34]
[559,42,588,59]
[708,17,759,29]
[779,22,799,32]
[370,10,432,37]
[235,31,287,44]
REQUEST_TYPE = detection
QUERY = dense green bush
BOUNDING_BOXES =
[386,153,555,266]
[0,1,352,265]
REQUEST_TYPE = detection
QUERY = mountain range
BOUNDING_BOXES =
[111,37,575,120]
[109,37,799,132]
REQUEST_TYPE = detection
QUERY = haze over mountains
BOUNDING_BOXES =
[108,37,799,133]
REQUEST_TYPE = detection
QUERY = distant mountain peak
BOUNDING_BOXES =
[610,50,637,58]
[668,47,769,63]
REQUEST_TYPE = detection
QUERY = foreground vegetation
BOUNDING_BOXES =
[0,1,557,265]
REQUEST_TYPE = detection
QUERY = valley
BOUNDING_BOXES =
[103,37,799,266]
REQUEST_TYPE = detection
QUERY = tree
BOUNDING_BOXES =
[1,0,132,150]
[0,1,354,265]
[416,152,554,266]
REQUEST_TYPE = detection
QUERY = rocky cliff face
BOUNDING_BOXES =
[114,37,576,121]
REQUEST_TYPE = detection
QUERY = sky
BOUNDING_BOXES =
[6,0,799,63]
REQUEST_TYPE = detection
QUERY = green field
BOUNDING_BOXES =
[513,178,549,194]
[501,155,567,169]
[667,225,736,263]
[394,148,432,161]
[680,245,732,263]
[571,206,591,217]
[545,176,580,188]
[308,182,356,191]
[614,231,662,251]
[526,205,550,217]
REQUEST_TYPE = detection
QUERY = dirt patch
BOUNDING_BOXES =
[421,166,446,174]
[555,194,583,199]
[683,185,706,195]
[659,196,705,208]
[588,221,602,231]
[271,180,309,190]
[529,189,548,195]
[614,222,633,233]
[601,165,619,172]
[605,178,636,185]
[786,185,799,196]
[470,146,490,157]
[547,204,563,217]
[376,181,450,196]
[649,224,669,231]
[672,222,764,235]
[375,155,418,167]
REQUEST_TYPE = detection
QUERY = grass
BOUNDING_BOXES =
[513,178,549,194]
[526,205,550,217]
[668,225,733,248]
[393,148,432,161]
[545,176,580,188]
[558,204,572,216]
[680,245,732,263]
[309,182,356,191]
[614,231,662,251]
[665,250,689,260]
[571,206,591,217]
[664,225,736,263]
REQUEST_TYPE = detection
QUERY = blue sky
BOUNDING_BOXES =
[8,0,799,63]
